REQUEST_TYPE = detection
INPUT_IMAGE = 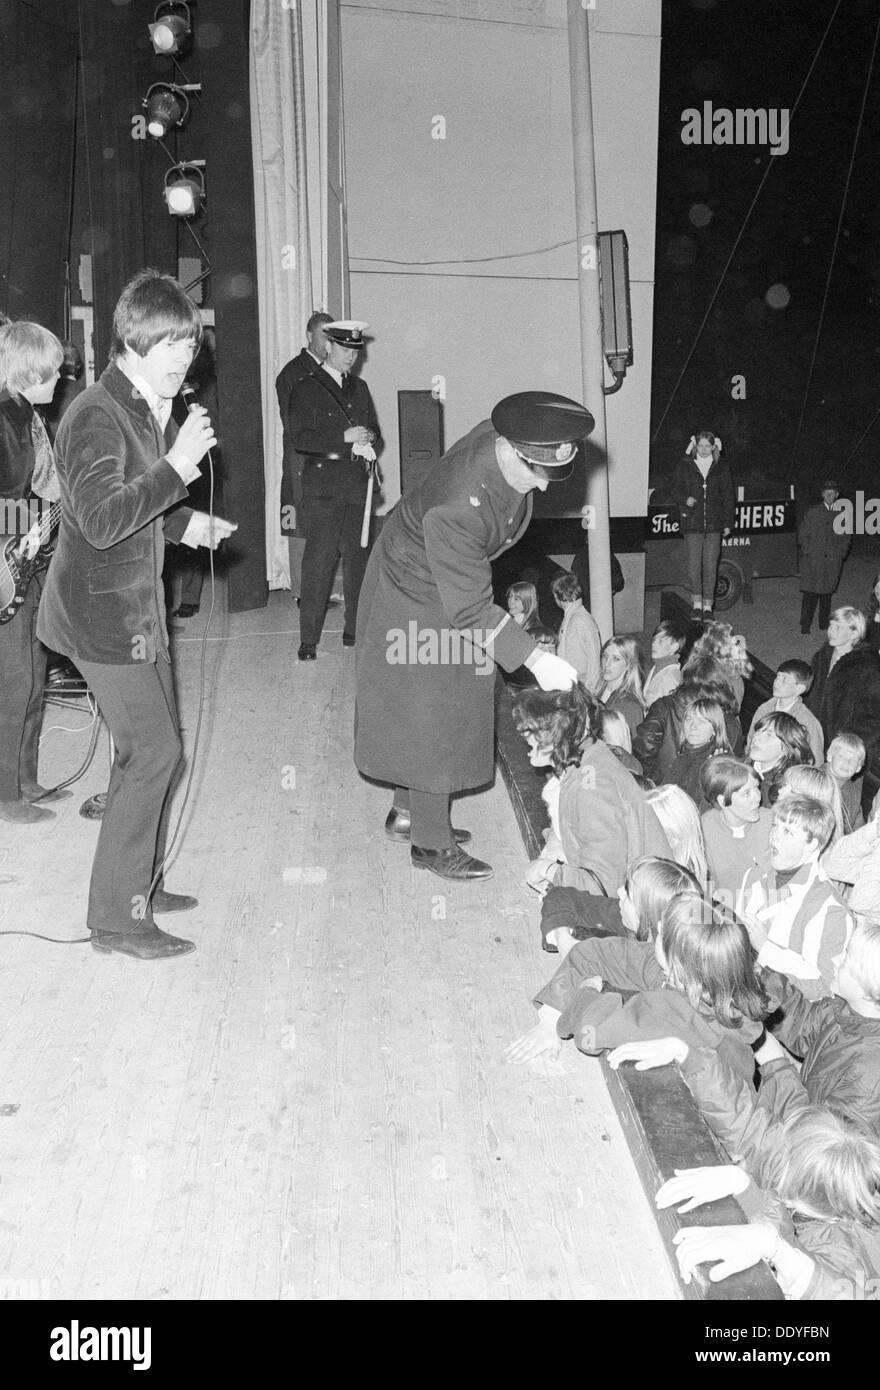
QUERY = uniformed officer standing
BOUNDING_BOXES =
[275,310,332,601]
[355,391,594,882]
[289,320,381,659]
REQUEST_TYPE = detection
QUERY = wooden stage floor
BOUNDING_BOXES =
[0,589,677,1301]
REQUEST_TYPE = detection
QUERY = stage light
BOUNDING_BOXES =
[149,2,192,55]
[143,83,192,139]
[163,162,205,218]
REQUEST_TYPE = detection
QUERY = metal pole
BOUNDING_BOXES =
[567,0,613,641]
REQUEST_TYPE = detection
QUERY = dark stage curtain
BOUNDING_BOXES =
[74,1,177,364]
[0,0,77,327]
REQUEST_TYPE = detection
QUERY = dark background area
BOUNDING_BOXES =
[0,0,264,611]
[651,0,880,514]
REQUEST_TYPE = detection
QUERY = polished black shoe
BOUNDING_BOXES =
[0,798,55,823]
[298,643,317,661]
[174,603,200,619]
[342,632,356,648]
[411,844,494,881]
[152,888,199,913]
[385,808,471,845]
[91,924,196,959]
[21,783,74,804]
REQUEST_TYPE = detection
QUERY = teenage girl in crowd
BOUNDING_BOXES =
[664,698,731,810]
[746,710,813,807]
[506,891,768,1080]
[644,784,709,888]
[690,621,752,712]
[634,651,743,785]
[596,635,646,741]
[596,707,643,779]
[538,855,698,959]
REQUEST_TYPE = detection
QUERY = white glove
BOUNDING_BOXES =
[531,652,577,692]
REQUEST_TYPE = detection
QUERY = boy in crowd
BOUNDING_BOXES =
[642,619,688,706]
[747,658,824,765]
[825,733,866,834]
[738,795,853,1000]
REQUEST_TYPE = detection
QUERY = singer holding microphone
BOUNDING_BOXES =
[38,270,236,959]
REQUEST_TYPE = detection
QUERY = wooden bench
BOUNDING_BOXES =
[495,671,782,1300]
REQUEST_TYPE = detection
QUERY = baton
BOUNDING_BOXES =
[360,460,375,548]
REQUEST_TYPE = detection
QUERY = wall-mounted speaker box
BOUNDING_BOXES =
[398,390,444,495]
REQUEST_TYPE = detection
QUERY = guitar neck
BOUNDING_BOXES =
[36,500,62,545]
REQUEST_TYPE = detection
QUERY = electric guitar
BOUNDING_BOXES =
[0,499,61,624]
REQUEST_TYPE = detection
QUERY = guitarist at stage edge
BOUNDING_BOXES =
[0,320,67,824]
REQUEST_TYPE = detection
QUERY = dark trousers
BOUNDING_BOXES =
[0,571,46,800]
[393,786,453,850]
[800,591,832,633]
[299,497,368,645]
[77,656,184,933]
[683,530,722,607]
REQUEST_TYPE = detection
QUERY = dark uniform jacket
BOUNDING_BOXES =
[0,389,37,540]
[289,366,381,507]
[797,500,851,595]
[667,453,736,534]
[807,641,880,759]
[37,364,193,665]
[354,419,539,793]
[275,347,322,515]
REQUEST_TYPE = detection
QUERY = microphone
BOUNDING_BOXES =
[180,382,197,411]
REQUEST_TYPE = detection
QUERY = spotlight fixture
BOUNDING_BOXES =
[148,2,192,55]
[142,83,200,139]
[163,162,205,218]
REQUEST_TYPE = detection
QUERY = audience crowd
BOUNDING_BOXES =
[502,586,880,1301]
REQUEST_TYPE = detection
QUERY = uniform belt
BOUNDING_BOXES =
[303,452,348,462]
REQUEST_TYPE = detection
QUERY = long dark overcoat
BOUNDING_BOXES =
[354,420,538,793]
[798,501,851,595]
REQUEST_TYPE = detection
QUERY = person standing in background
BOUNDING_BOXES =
[45,341,86,440]
[798,480,851,636]
[289,320,381,660]
[668,429,735,617]
[275,311,333,603]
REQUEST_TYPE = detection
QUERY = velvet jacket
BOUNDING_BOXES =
[37,364,193,665]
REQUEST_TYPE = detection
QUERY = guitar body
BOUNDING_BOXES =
[0,534,55,625]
